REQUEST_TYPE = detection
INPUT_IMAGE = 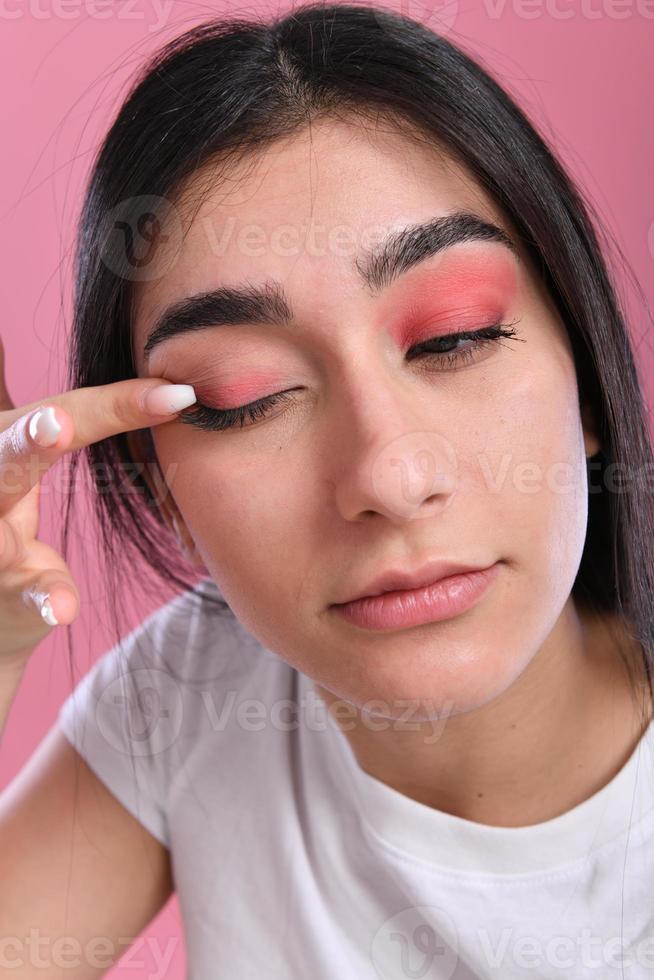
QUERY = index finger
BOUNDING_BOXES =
[0,379,196,513]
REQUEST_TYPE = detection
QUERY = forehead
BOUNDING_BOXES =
[131,116,520,373]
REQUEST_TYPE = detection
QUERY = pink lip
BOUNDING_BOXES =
[335,559,497,604]
[330,562,501,632]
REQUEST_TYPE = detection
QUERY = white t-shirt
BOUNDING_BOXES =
[57,577,654,979]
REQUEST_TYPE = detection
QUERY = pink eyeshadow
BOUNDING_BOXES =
[391,247,520,348]
[194,373,288,408]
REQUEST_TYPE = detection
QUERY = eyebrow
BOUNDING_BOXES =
[142,210,519,362]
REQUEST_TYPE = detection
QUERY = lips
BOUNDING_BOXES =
[333,559,497,605]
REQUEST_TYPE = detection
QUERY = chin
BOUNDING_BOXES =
[311,623,527,725]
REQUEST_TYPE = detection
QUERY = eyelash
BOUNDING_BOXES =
[178,319,523,433]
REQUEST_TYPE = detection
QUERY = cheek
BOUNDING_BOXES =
[487,351,588,586]
[155,428,304,604]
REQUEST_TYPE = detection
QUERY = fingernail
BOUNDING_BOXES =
[40,595,59,626]
[143,384,197,416]
[28,406,62,447]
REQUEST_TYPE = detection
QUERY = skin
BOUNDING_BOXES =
[129,115,651,827]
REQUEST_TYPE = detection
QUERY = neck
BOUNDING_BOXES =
[314,602,652,827]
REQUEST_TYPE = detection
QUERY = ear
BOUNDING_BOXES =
[125,429,209,573]
[581,400,601,458]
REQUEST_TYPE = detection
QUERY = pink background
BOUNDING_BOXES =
[1,1,653,977]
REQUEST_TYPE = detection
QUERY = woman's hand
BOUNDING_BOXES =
[0,334,196,665]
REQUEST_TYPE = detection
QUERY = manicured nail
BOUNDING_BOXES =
[143,384,197,416]
[40,595,59,626]
[28,406,62,447]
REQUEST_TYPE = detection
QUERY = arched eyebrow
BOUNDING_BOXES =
[142,210,518,363]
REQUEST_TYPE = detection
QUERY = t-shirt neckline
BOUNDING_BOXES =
[301,671,654,876]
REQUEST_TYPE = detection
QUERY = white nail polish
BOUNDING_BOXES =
[40,596,59,626]
[28,406,62,447]
[143,384,197,416]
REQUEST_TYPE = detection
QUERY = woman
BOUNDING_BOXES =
[1,3,653,976]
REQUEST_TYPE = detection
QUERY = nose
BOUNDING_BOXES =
[330,378,460,525]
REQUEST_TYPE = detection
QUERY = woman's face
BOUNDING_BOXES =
[131,116,599,721]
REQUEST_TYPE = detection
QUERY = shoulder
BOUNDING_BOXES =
[58,577,296,768]
[56,578,298,847]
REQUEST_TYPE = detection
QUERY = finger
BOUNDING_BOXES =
[0,404,74,517]
[20,573,80,628]
[0,378,197,448]
[0,543,82,657]
[0,379,196,516]
[0,516,28,571]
